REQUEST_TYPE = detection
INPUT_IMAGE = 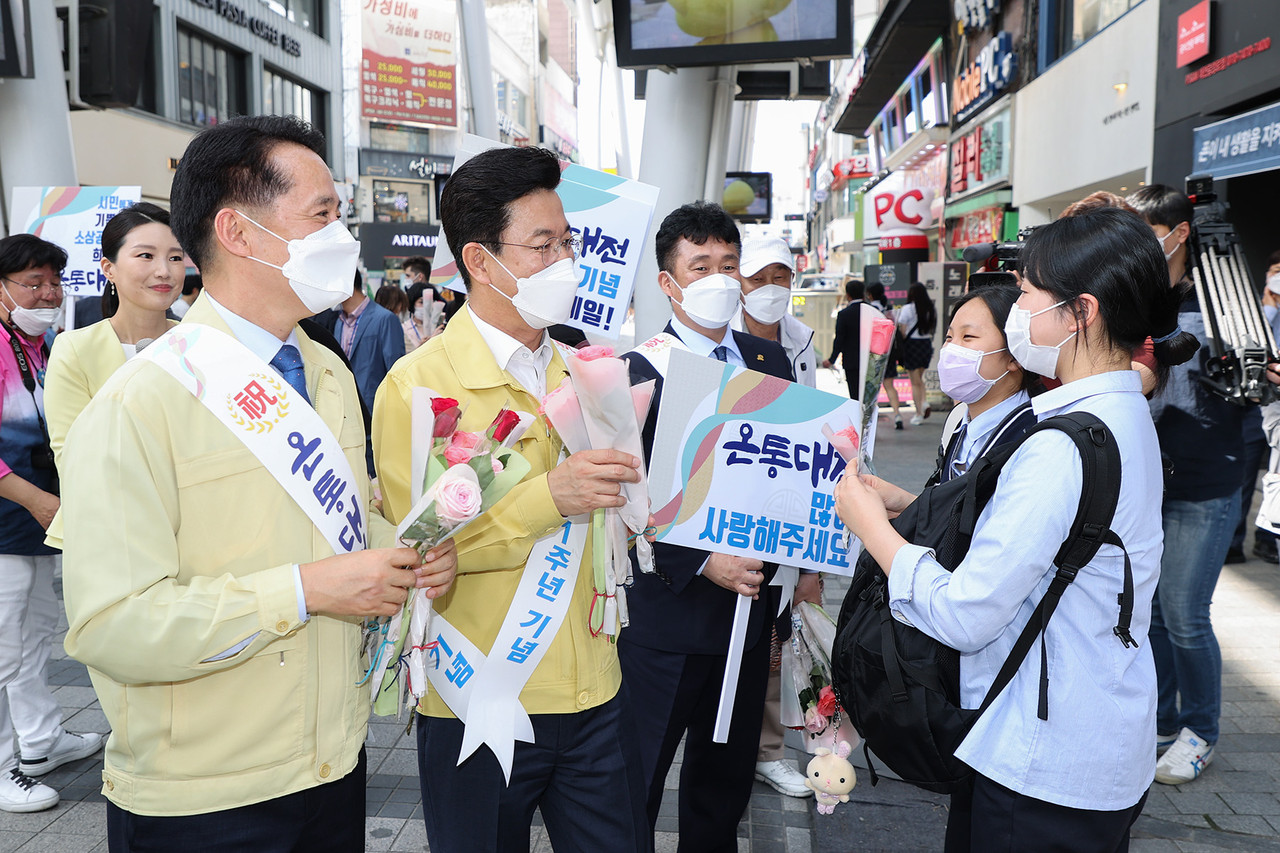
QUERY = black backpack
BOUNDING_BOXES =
[832,412,1134,794]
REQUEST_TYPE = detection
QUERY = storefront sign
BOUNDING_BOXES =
[952,32,1016,125]
[832,156,872,181]
[1177,1,1211,68]
[947,207,1004,250]
[958,0,1001,31]
[948,108,1010,199]
[8,186,142,296]
[540,82,578,157]
[358,222,439,272]
[359,149,452,180]
[361,0,457,127]
[1192,99,1280,180]
[873,187,935,251]
[1185,36,1271,85]
[190,0,301,56]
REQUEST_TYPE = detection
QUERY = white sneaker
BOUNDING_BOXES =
[0,768,58,812]
[754,759,810,797]
[1154,727,1214,785]
[20,731,103,777]
[1156,731,1178,756]
[910,415,925,426]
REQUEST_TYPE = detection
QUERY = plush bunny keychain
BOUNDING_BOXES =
[804,740,856,815]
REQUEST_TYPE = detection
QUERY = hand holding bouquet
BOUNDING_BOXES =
[541,345,656,638]
[365,394,532,717]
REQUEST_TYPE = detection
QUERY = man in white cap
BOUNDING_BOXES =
[734,238,817,388]
[733,236,821,797]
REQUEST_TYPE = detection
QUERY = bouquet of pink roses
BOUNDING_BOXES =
[540,345,656,638]
[365,393,532,717]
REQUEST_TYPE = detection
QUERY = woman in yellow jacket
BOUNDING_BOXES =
[44,203,184,467]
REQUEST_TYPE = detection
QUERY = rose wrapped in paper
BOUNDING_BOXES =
[540,349,656,639]
[365,398,533,717]
[782,602,855,752]
[858,316,897,475]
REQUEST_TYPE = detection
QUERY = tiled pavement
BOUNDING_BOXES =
[12,374,1280,850]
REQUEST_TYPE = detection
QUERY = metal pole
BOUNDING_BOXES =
[633,66,718,342]
[456,0,498,140]
[0,0,78,232]
[702,66,737,204]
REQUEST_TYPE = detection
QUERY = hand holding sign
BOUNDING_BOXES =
[703,553,766,600]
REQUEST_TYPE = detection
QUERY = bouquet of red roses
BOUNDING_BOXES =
[782,602,859,754]
[366,394,532,717]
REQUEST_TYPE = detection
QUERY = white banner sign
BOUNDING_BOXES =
[10,186,142,296]
[648,349,866,576]
[429,135,658,339]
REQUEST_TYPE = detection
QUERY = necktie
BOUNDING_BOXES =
[270,344,311,404]
[712,345,729,362]
[946,422,969,482]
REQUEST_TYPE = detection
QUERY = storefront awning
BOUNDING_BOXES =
[833,0,950,136]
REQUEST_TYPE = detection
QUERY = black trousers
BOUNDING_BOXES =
[415,695,651,853]
[617,634,771,853]
[945,773,1147,853]
[107,749,366,853]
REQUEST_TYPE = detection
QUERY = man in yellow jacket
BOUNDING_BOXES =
[56,116,456,852]
[373,145,650,852]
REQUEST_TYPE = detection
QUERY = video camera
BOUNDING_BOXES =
[961,225,1041,289]
[1185,174,1278,406]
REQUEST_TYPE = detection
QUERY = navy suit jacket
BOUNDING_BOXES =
[325,300,405,411]
[622,324,795,656]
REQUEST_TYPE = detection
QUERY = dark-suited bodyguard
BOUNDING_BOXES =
[621,202,794,852]
[55,115,457,853]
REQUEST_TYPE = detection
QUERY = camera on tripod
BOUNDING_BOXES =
[961,226,1041,289]
[1185,173,1278,406]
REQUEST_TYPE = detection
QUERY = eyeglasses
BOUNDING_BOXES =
[493,235,583,264]
[3,277,62,296]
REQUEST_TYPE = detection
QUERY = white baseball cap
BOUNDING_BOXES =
[740,238,796,277]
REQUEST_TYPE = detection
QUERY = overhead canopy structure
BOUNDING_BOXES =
[832,0,950,136]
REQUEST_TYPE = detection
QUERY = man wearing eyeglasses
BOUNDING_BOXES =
[0,234,102,813]
[372,145,650,852]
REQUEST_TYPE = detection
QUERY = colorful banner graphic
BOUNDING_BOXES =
[647,349,867,576]
[9,186,142,296]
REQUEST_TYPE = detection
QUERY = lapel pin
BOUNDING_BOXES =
[756,354,764,362]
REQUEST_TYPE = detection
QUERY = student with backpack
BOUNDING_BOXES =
[834,208,1190,852]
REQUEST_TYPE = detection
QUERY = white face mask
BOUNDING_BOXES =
[238,211,362,314]
[670,272,742,329]
[1267,273,1280,296]
[414,304,428,323]
[1,283,61,337]
[936,342,1008,404]
[1159,230,1181,262]
[743,284,791,325]
[1004,300,1076,380]
[483,249,581,330]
